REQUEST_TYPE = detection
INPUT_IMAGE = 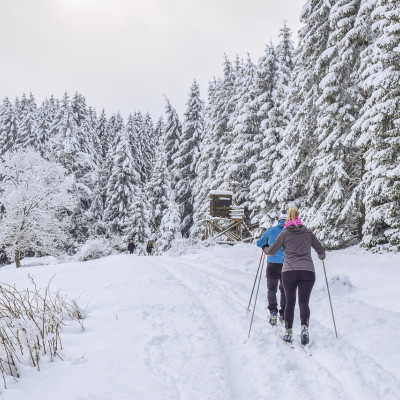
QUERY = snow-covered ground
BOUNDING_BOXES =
[1,243,399,400]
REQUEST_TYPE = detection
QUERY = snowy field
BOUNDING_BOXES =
[0,243,399,400]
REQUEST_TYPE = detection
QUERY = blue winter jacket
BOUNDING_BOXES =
[256,220,285,263]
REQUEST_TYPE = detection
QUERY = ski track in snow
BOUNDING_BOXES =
[152,248,400,400]
[1,244,400,400]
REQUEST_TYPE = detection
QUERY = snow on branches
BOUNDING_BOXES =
[0,148,75,266]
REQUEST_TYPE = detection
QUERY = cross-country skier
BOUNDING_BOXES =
[257,210,287,326]
[128,239,136,254]
[263,206,325,345]
[146,240,154,255]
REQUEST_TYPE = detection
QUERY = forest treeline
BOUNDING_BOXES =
[0,0,399,258]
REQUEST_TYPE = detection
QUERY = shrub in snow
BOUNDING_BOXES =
[74,238,114,261]
[322,274,354,295]
[19,256,58,267]
[0,277,84,388]
[163,238,207,256]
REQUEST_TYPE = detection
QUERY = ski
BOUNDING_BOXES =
[296,336,312,356]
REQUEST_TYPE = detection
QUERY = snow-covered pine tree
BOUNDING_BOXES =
[109,112,125,150]
[157,190,182,253]
[191,79,219,238]
[103,127,141,237]
[164,98,182,172]
[47,93,97,242]
[125,112,145,184]
[224,55,259,209]
[15,93,37,150]
[153,116,165,147]
[213,56,242,191]
[174,80,204,237]
[88,109,110,237]
[103,113,125,188]
[96,109,110,161]
[128,189,148,253]
[267,0,333,212]
[142,112,155,181]
[191,58,237,239]
[304,0,363,248]
[145,142,172,241]
[354,0,400,250]
[88,106,102,165]
[247,43,281,230]
[33,96,59,156]
[0,97,18,155]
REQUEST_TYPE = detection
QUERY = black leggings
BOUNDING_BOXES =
[282,270,315,329]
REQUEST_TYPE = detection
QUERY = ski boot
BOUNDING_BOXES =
[282,329,293,343]
[279,313,284,324]
[300,325,309,345]
[269,311,278,326]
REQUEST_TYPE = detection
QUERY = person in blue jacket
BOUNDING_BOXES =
[257,210,287,326]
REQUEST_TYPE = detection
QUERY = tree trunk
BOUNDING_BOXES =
[15,249,21,268]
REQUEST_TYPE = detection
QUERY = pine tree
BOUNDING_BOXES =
[267,0,333,212]
[96,109,110,161]
[33,96,59,155]
[47,93,97,241]
[249,42,281,230]
[15,93,37,150]
[224,56,259,208]
[128,191,148,253]
[304,0,363,248]
[354,0,400,250]
[191,80,219,238]
[104,128,141,236]
[174,80,204,237]
[126,112,145,183]
[191,58,238,238]
[145,143,172,240]
[0,97,18,155]
[153,116,165,147]
[89,109,110,237]
[213,56,242,191]
[142,112,156,181]
[158,194,182,253]
[164,98,182,171]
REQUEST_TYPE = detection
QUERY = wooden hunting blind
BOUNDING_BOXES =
[209,191,232,217]
[205,190,253,244]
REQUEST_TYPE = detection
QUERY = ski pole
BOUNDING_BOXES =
[322,259,338,338]
[246,252,266,342]
[247,251,265,311]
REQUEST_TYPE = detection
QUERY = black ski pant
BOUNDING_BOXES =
[282,270,315,330]
[266,263,285,316]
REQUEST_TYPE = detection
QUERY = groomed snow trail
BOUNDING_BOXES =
[1,243,400,400]
[156,246,400,400]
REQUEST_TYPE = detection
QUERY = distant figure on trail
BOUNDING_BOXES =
[263,206,325,346]
[146,240,153,256]
[128,239,136,254]
[257,210,287,326]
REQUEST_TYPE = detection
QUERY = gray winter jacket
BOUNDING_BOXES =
[263,225,325,273]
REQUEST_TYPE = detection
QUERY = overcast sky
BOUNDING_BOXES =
[0,0,304,120]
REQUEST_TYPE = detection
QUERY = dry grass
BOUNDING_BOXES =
[0,275,85,388]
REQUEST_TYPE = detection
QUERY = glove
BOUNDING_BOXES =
[318,253,326,260]
[262,244,269,254]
